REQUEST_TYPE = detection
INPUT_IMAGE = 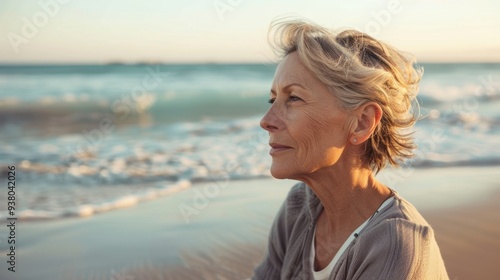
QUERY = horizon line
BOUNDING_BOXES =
[1,60,500,66]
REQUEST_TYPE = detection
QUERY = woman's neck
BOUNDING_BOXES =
[298,162,392,233]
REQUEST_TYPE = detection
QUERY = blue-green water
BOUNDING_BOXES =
[0,63,499,220]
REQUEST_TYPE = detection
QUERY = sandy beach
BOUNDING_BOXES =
[1,166,499,280]
[424,189,500,280]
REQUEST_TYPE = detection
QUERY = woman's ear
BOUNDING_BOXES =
[350,102,382,145]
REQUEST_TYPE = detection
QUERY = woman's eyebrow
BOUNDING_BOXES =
[270,83,307,95]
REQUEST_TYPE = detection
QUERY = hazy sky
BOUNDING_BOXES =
[1,0,499,63]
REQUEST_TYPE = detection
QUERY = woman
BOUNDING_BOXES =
[252,19,449,280]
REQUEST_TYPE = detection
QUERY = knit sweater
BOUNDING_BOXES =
[252,182,449,280]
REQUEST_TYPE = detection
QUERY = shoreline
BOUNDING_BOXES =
[6,165,499,224]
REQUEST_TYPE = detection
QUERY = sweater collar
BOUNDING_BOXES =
[304,182,324,223]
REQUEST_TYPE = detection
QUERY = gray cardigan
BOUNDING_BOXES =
[252,182,449,280]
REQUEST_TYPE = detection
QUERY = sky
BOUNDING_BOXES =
[0,0,499,64]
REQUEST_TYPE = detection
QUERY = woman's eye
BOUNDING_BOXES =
[268,96,301,104]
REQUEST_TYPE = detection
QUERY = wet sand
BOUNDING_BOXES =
[424,189,500,280]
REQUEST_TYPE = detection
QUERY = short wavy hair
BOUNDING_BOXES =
[269,19,423,173]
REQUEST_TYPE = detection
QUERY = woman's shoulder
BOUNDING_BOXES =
[381,192,431,228]
[345,195,449,279]
[364,193,433,236]
[357,192,437,248]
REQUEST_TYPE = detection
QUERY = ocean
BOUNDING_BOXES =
[0,63,499,221]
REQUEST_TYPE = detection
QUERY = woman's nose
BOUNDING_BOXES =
[260,106,281,132]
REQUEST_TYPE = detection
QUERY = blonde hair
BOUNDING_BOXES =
[269,19,423,173]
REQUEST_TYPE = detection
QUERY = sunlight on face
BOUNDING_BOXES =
[260,52,353,180]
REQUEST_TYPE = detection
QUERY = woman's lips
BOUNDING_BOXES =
[269,143,293,155]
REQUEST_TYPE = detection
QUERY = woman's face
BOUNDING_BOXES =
[260,52,354,180]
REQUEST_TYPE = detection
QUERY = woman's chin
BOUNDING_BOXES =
[270,166,292,180]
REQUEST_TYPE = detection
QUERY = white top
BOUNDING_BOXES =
[310,196,395,280]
